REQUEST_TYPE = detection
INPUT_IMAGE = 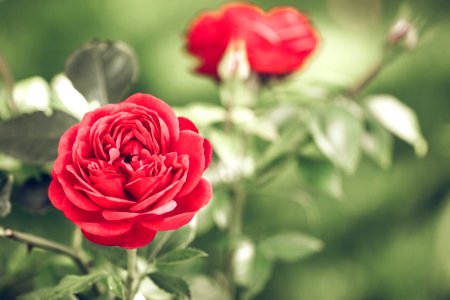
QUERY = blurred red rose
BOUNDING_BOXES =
[49,93,212,249]
[186,2,319,80]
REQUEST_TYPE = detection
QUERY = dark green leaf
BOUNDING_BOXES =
[297,157,343,199]
[361,118,393,169]
[13,174,51,213]
[309,106,363,174]
[18,270,107,300]
[148,272,191,299]
[0,173,13,217]
[65,40,138,104]
[157,248,207,266]
[258,232,323,262]
[0,110,78,163]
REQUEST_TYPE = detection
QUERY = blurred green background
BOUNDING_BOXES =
[1,0,450,299]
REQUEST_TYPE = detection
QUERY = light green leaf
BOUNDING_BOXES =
[12,77,52,115]
[164,218,197,250]
[211,188,232,230]
[297,157,343,199]
[19,270,107,300]
[51,74,98,120]
[361,118,393,169]
[364,94,427,156]
[148,272,191,299]
[206,129,255,182]
[0,113,73,162]
[258,232,323,262]
[174,104,225,128]
[309,106,363,174]
[65,40,138,104]
[157,248,207,266]
[0,110,78,163]
[232,239,273,298]
[0,173,13,217]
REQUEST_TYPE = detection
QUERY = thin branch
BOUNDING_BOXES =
[345,60,384,98]
[148,231,174,263]
[0,51,17,112]
[0,226,90,274]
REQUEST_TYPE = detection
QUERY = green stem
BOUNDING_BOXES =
[131,231,174,296]
[345,59,384,98]
[124,248,138,300]
[0,226,90,274]
[225,183,246,299]
[0,51,17,113]
[148,231,173,263]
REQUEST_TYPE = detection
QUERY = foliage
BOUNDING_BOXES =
[0,1,447,300]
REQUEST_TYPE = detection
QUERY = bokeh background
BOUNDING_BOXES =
[1,0,450,299]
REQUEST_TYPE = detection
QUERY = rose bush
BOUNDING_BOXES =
[186,2,319,79]
[48,93,212,249]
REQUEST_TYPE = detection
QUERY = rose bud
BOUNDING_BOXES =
[186,2,319,80]
[387,19,418,51]
[49,93,212,249]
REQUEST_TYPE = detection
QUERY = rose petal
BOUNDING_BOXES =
[48,177,65,210]
[174,130,205,197]
[102,200,177,221]
[178,117,198,133]
[80,188,136,210]
[129,177,185,212]
[58,124,79,155]
[77,221,133,237]
[124,93,179,145]
[82,224,157,249]
[142,178,211,230]
[203,138,212,170]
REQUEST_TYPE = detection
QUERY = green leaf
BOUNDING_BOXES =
[14,174,51,213]
[157,248,207,266]
[163,219,197,250]
[0,110,78,163]
[148,272,191,299]
[174,104,225,128]
[0,173,13,217]
[242,250,272,300]
[12,77,51,115]
[50,73,94,120]
[297,157,343,199]
[19,270,107,300]
[207,129,255,181]
[361,118,393,169]
[309,106,363,174]
[258,231,324,262]
[232,239,273,298]
[65,40,138,104]
[106,269,124,298]
[364,94,428,156]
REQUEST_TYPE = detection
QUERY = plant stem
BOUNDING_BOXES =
[124,248,138,300]
[148,231,173,263]
[0,51,17,112]
[345,59,384,98]
[0,226,91,274]
[225,183,246,299]
[129,231,174,296]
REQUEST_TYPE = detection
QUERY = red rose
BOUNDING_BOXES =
[49,93,212,249]
[186,2,319,79]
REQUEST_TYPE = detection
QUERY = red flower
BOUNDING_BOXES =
[186,2,319,79]
[49,93,212,249]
